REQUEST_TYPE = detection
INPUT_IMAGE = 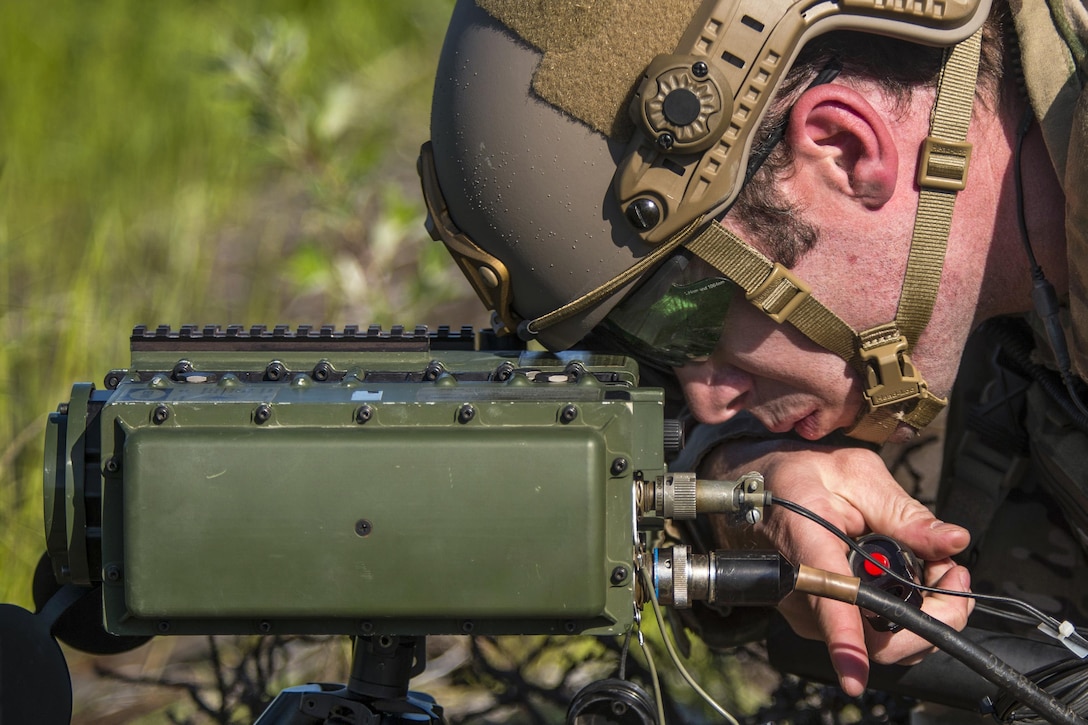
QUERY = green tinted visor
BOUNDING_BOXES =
[600,251,734,368]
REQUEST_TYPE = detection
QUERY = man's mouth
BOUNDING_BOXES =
[791,410,823,440]
[761,408,822,438]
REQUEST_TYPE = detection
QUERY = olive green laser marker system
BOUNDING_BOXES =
[28,324,774,724]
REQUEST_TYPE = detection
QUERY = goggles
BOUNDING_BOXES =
[600,250,734,369]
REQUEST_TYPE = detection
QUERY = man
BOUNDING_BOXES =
[421,0,1088,698]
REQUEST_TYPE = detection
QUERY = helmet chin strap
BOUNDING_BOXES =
[688,28,983,445]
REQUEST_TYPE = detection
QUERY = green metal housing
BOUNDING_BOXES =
[44,326,665,638]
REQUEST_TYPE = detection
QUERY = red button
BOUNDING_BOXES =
[863,552,890,577]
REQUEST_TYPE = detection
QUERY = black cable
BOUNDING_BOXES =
[1012,105,1088,420]
[772,497,1067,631]
[979,314,1088,434]
[855,583,1087,725]
[993,658,1088,723]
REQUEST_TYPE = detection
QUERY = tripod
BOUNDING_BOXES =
[255,635,443,724]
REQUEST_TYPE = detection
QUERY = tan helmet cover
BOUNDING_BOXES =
[429,0,700,349]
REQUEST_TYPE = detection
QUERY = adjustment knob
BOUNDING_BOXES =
[663,418,685,453]
[662,88,701,126]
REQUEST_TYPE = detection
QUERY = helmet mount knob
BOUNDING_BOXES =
[625,198,661,230]
[662,88,702,127]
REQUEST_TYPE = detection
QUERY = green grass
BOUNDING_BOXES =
[0,0,462,608]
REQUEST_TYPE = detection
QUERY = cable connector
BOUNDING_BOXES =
[638,471,770,524]
[651,546,796,608]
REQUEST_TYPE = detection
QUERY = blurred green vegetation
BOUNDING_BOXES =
[0,0,471,609]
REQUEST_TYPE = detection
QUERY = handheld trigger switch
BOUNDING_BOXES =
[848,534,924,632]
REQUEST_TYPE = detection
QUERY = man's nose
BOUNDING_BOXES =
[675,360,753,424]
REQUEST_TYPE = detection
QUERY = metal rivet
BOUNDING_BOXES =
[478,265,500,288]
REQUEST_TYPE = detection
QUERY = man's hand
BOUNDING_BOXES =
[701,438,973,696]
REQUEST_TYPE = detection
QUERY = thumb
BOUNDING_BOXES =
[843,472,970,561]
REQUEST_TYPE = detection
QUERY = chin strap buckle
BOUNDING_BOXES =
[847,328,947,444]
[858,334,923,409]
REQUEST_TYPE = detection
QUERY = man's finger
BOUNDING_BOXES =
[866,562,973,666]
[819,596,870,696]
[834,470,971,561]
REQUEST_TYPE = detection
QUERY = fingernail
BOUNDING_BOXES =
[840,675,865,698]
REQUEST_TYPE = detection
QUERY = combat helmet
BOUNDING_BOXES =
[420,0,992,442]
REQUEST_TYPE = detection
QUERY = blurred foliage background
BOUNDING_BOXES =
[0,0,485,721]
[1,0,476,609]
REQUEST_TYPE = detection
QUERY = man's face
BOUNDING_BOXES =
[674,292,866,440]
[673,216,907,439]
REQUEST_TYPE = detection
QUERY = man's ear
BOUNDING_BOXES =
[785,84,898,209]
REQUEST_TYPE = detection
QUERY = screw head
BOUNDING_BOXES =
[560,405,578,424]
[265,361,286,381]
[625,197,661,230]
[171,360,193,381]
[355,405,373,424]
[152,405,170,425]
[692,60,709,78]
[457,404,476,424]
[610,566,629,585]
[610,457,629,476]
[254,404,272,424]
[312,362,332,381]
[104,564,122,583]
[656,132,675,150]
[355,519,373,537]
[104,458,120,473]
